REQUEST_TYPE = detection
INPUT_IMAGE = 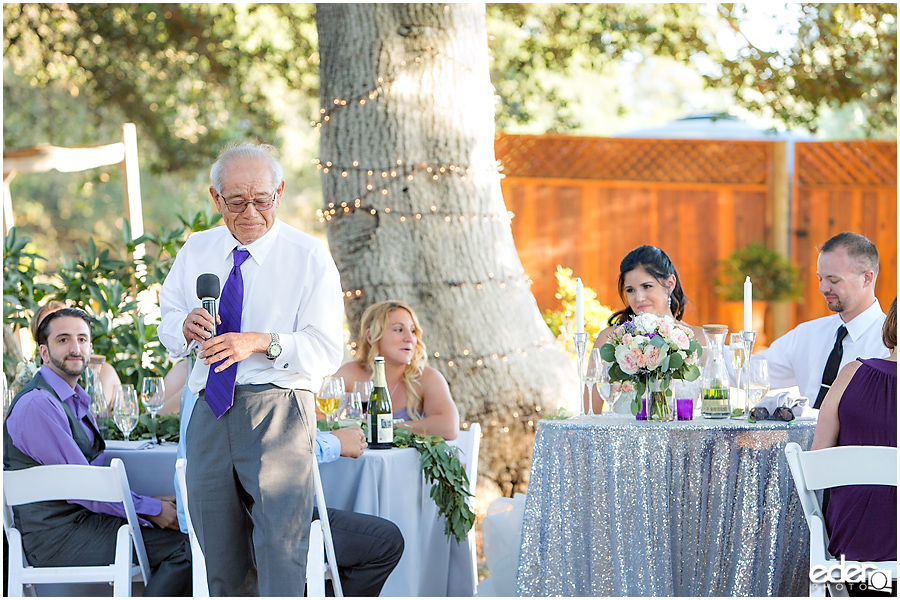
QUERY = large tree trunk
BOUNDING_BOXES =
[316,3,576,495]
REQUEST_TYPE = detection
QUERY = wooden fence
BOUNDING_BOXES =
[496,133,897,340]
[791,141,897,323]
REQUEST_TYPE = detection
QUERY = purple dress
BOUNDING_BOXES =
[825,357,897,562]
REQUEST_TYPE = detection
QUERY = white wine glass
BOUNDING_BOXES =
[353,380,374,418]
[746,359,770,408]
[316,377,343,427]
[141,377,166,444]
[113,384,139,442]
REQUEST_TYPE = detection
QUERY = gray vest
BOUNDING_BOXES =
[3,371,106,538]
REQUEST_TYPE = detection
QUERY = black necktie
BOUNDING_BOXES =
[814,325,848,409]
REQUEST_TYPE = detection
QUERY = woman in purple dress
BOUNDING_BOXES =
[812,296,897,564]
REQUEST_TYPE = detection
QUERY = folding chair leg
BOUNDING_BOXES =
[112,524,134,597]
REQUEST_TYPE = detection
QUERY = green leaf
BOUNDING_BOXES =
[599,343,616,362]
[667,352,683,370]
[390,427,475,543]
[683,365,701,381]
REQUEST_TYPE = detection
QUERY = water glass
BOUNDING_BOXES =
[141,377,166,444]
[746,359,770,407]
[113,384,139,441]
[346,391,364,422]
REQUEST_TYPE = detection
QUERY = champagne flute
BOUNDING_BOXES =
[113,384,139,442]
[729,333,746,372]
[141,377,166,444]
[316,377,343,427]
[729,333,747,416]
[583,349,604,416]
[353,380,374,418]
[746,359,770,407]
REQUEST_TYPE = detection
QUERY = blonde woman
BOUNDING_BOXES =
[334,300,459,440]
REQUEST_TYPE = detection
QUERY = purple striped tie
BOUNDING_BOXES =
[205,248,251,418]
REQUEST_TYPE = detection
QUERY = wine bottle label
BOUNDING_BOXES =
[377,414,393,444]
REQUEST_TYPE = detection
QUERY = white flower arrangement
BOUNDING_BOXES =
[599,313,703,403]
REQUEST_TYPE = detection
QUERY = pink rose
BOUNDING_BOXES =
[644,345,666,369]
[629,347,646,368]
[657,319,673,336]
[621,381,635,393]
[670,328,690,350]
[615,345,643,374]
[622,333,633,344]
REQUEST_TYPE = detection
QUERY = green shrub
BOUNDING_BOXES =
[541,265,614,355]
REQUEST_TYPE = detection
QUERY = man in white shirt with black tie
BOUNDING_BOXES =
[758,232,889,406]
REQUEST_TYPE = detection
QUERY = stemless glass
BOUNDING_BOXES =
[746,359,770,408]
[141,377,166,444]
[317,377,343,427]
[113,384,139,442]
[353,380,374,418]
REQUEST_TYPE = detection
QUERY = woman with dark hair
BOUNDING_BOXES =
[811,297,896,570]
[590,245,705,413]
[593,245,704,348]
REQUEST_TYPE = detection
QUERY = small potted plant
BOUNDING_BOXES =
[714,243,803,345]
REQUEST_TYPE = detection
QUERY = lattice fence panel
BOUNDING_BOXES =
[795,141,897,187]
[495,133,770,186]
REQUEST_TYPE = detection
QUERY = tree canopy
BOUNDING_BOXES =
[4,3,896,174]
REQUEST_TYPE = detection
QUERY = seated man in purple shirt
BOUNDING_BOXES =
[3,307,192,596]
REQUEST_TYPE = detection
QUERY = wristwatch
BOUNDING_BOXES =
[266,333,282,361]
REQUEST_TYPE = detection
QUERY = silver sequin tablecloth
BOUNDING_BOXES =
[517,415,815,596]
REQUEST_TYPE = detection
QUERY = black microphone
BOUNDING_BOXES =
[196,273,221,337]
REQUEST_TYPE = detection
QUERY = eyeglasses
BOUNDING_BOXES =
[749,406,795,423]
[219,192,277,214]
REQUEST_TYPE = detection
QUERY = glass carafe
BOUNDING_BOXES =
[701,324,731,419]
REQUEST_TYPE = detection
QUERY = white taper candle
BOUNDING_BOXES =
[743,276,753,333]
[575,278,584,334]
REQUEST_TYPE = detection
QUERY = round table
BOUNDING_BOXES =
[517,415,816,596]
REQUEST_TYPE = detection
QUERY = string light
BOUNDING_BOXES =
[311,44,475,132]
[345,335,552,371]
[315,35,555,438]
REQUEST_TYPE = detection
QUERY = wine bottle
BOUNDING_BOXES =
[367,357,394,449]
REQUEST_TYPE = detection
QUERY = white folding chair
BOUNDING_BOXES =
[448,422,481,590]
[311,457,343,597]
[175,457,342,597]
[3,459,150,597]
[174,458,209,597]
[784,442,898,597]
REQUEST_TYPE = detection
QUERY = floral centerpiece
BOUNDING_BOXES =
[599,313,703,420]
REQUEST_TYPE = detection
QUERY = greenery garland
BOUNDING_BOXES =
[319,420,475,544]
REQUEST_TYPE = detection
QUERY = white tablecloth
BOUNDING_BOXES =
[103,440,177,497]
[319,447,476,597]
[102,441,475,597]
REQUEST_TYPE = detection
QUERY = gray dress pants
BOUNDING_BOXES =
[186,384,315,596]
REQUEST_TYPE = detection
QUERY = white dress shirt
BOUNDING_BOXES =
[758,299,888,400]
[158,218,345,395]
